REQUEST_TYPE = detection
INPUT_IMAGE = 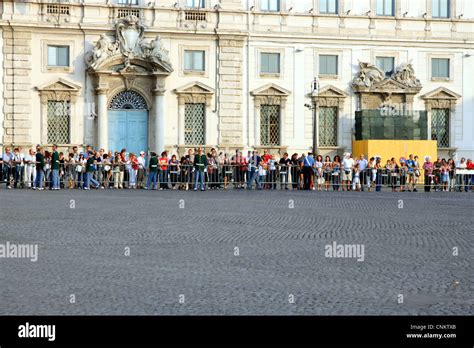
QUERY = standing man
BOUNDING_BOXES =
[34,147,45,190]
[1,146,13,188]
[84,151,100,190]
[51,144,60,190]
[194,147,207,191]
[279,153,291,190]
[342,153,355,191]
[356,154,368,191]
[145,152,158,190]
[302,152,315,190]
[405,154,416,192]
[72,146,80,162]
[247,150,262,190]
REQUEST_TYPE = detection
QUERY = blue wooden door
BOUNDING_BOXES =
[108,110,148,155]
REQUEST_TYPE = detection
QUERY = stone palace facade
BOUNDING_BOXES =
[0,0,473,158]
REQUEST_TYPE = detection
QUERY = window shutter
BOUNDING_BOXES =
[48,46,57,66]
[184,51,192,70]
[58,47,69,66]
[269,54,279,73]
[195,51,204,71]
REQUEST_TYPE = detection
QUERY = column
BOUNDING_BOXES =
[178,98,185,145]
[97,89,108,151]
[154,91,165,152]
[254,101,261,147]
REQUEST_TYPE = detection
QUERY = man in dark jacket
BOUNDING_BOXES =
[51,144,60,190]
[34,147,45,190]
[146,152,158,190]
[194,147,207,191]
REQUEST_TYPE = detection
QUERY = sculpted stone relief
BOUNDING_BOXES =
[352,61,423,110]
[85,15,172,73]
[353,61,422,89]
[352,62,385,88]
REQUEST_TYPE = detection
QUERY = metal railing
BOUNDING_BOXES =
[1,162,474,192]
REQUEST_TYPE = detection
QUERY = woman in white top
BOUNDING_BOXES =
[314,155,324,191]
[24,148,37,188]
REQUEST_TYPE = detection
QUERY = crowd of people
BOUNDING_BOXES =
[1,144,474,192]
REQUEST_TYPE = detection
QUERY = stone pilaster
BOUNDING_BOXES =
[2,28,32,146]
[218,35,245,148]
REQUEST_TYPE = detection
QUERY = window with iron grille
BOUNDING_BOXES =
[47,100,70,144]
[431,108,450,148]
[117,8,141,18]
[46,4,70,15]
[185,11,207,21]
[260,105,280,146]
[185,103,205,145]
[319,107,338,147]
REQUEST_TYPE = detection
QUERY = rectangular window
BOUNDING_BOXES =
[320,0,338,14]
[47,45,69,67]
[117,0,139,4]
[47,100,70,144]
[432,58,450,78]
[260,105,280,146]
[186,0,205,8]
[376,0,394,16]
[319,107,338,147]
[184,103,206,145]
[319,55,338,75]
[261,0,280,12]
[376,56,395,77]
[260,53,280,74]
[184,50,205,72]
[432,0,450,18]
[431,108,449,148]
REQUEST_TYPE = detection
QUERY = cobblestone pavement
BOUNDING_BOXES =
[0,189,472,315]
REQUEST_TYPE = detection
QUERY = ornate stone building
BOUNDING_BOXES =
[0,0,473,159]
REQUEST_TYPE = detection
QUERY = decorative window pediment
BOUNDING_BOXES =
[316,85,348,98]
[421,87,461,101]
[37,78,81,104]
[311,85,348,108]
[421,87,461,110]
[175,81,214,106]
[251,83,291,97]
[251,83,291,107]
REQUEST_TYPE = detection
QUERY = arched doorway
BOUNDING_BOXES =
[108,90,148,155]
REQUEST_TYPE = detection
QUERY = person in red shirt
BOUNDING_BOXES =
[466,159,474,192]
[262,149,271,163]
[159,152,169,190]
[128,153,139,189]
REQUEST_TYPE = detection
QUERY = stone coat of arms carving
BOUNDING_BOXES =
[85,15,172,73]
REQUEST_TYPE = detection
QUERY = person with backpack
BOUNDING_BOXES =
[84,151,99,190]
[145,152,158,190]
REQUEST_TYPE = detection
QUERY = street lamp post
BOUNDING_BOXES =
[311,78,319,154]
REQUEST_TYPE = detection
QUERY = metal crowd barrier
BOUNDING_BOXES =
[1,162,474,192]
